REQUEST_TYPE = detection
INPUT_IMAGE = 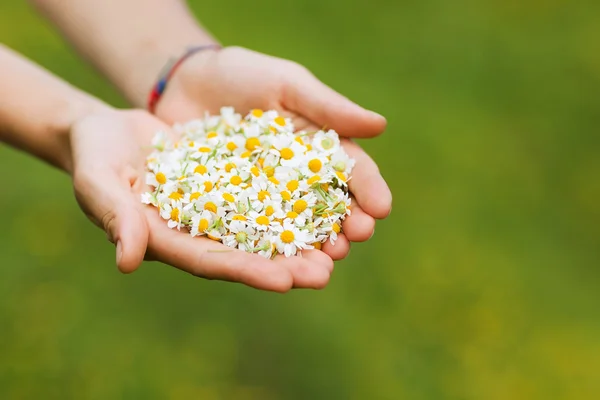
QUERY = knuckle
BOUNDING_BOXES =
[100,210,118,243]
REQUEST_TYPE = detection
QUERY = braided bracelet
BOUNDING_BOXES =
[147,44,222,114]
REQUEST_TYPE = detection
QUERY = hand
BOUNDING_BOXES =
[70,108,334,292]
[156,46,393,260]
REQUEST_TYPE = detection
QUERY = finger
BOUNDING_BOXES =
[145,209,333,292]
[282,65,387,138]
[302,249,335,273]
[343,199,376,242]
[321,234,351,261]
[275,250,332,289]
[74,169,149,274]
[342,139,392,219]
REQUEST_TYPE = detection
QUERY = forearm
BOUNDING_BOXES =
[0,44,108,173]
[31,0,217,107]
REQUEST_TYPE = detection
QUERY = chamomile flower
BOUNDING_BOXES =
[272,221,313,257]
[247,210,279,232]
[160,202,185,230]
[223,220,257,251]
[312,130,341,155]
[143,107,354,258]
[322,221,343,245]
[190,210,213,237]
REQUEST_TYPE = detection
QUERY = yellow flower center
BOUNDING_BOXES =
[222,193,235,202]
[199,146,211,153]
[232,215,247,221]
[194,165,207,175]
[335,171,346,182]
[281,191,291,201]
[280,230,295,244]
[206,131,218,139]
[256,216,270,226]
[308,159,322,173]
[306,144,312,151]
[257,158,265,167]
[307,175,321,185]
[280,148,294,160]
[313,241,322,250]
[204,181,213,192]
[225,162,236,173]
[295,136,304,145]
[199,218,209,232]
[268,176,280,185]
[168,192,183,201]
[226,141,237,151]
[245,137,260,151]
[286,180,299,192]
[252,109,263,118]
[269,126,278,133]
[204,202,217,213]
[263,166,275,177]
[170,208,180,221]
[274,116,286,127]
[250,166,260,177]
[293,199,308,214]
[265,205,275,216]
[189,192,201,201]
[230,175,243,185]
[241,151,252,158]
[286,211,298,219]
[333,223,341,233]
[155,172,167,185]
[321,183,329,191]
[188,141,195,147]
[258,190,270,202]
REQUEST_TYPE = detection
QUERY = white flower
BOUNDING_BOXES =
[222,220,257,251]
[312,130,341,155]
[142,108,354,258]
[272,221,313,257]
[160,202,185,230]
[190,210,213,237]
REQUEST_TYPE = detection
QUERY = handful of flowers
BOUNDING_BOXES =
[142,107,355,258]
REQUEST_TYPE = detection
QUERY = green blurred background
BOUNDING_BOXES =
[1,0,599,399]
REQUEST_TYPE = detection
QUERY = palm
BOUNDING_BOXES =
[155,46,393,262]
[70,109,333,292]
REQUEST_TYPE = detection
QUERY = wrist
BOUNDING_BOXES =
[148,44,221,115]
[122,35,219,108]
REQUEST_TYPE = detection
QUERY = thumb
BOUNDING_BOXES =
[282,64,387,137]
[74,171,149,274]
[104,201,149,274]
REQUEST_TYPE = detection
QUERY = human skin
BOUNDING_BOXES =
[31,0,393,261]
[0,45,334,292]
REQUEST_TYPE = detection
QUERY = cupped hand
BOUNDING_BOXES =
[70,109,333,292]
[156,46,393,259]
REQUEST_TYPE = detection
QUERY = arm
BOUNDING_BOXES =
[30,0,217,107]
[0,44,107,172]
[33,0,392,259]
[0,44,332,291]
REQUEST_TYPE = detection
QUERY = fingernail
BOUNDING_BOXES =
[369,229,376,240]
[116,240,123,265]
[368,110,386,121]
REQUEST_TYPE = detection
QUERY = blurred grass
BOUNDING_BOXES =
[1,0,600,399]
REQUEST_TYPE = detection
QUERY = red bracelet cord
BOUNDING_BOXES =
[147,45,222,114]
